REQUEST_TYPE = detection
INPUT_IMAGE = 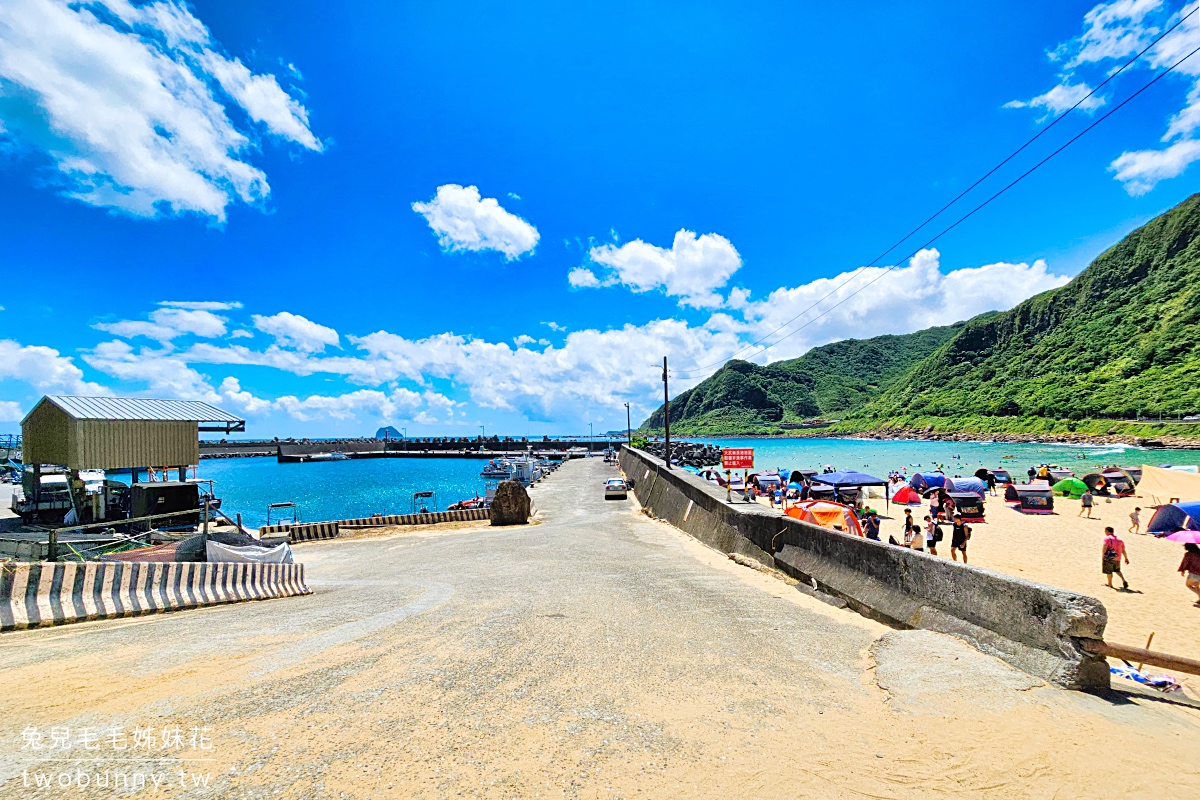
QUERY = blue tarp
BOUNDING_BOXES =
[812,470,888,487]
[1147,501,1200,534]
[909,472,946,492]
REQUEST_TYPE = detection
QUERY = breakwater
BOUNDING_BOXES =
[619,445,1110,690]
[200,437,638,460]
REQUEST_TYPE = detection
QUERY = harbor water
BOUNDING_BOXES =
[193,438,1200,527]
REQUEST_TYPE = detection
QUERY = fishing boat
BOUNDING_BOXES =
[480,458,514,479]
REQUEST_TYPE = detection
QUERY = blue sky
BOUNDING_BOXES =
[1,0,1199,437]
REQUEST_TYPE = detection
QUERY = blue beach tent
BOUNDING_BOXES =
[1147,501,1200,534]
[812,470,890,508]
[946,476,987,497]
[909,472,946,492]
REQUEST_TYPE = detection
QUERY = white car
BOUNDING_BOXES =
[604,478,628,500]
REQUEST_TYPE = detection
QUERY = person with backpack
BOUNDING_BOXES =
[924,514,942,556]
[950,514,971,562]
[1102,526,1130,590]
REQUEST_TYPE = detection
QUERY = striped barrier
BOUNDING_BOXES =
[0,561,310,632]
[260,507,489,539]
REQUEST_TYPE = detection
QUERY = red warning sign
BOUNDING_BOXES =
[721,448,754,469]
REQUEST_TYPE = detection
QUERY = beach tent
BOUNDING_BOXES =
[946,476,987,497]
[786,500,864,537]
[1010,483,1055,514]
[948,492,985,522]
[892,485,923,505]
[1119,466,1143,484]
[909,472,946,492]
[1082,470,1136,496]
[1135,465,1200,506]
[753,474,782,492]
[1146,501,1200,534]
[812,470,890,508]
[991,468,1013,484]
[1052,477,1089,499]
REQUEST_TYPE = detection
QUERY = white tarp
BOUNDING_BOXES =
[205,540,294,564]
[1137,464,1200,506]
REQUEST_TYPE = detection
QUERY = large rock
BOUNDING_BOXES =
[490,480,531,526]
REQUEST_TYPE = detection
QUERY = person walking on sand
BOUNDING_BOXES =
[924,515,942,556]
[1179,543,1200,606]
[1129,507,1141,535]
[950,514,970,562]
[1079,489,1094,518]
[1102,526,1130,590]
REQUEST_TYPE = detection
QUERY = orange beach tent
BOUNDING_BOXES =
[786,500,864,537]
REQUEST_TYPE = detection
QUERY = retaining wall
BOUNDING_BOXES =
[0,561,310,632]
[619,446,1110,690]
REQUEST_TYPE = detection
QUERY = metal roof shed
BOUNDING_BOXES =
[21,396,245,470]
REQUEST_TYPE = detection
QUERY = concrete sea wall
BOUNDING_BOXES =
[259,507,490,542]
[0,561,310,632]
[619,446,1110,690]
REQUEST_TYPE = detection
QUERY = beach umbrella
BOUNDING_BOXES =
[1163,530,1200,544]
[1051,477,1088,499]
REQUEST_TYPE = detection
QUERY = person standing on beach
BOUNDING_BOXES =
[863,511,881,541]
[903,509,915,541]
[1179,544,1200,606]
[924,515,941,556]
[950,514,970,562]
[1129,507,1141,534]
[1102,526,1130,590]
[1079,490,1094,518]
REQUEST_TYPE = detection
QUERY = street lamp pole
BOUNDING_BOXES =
[625,403,631,449]
[588,422,593,455]
[662,356,671,470]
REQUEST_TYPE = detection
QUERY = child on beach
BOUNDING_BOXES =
[1179,543,1200,606]
[924,515,942,556]
[1102,526,1130,590]
[1129,507,1141,534]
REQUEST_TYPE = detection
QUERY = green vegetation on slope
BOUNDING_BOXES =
[846,192,1200,434]
[640,325,961,434]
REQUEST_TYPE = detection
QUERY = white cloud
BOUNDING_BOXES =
[412,184,539,260]
[273,387,425,422]
[159,300,243,311]
[567,267,605,288]
[83,340,218,400]
[96,307,228,342]
[0,401,23,422]
[544,321,567,332]
[229,329,254,339]
[218,376,273,415]
[735,248,1070,361]
[1017,0,1200,194]
[252,312,339,352]
[0,0,321,221]
[0,339,108,395]
[1003,81,1105,118]
[583,229,742,308]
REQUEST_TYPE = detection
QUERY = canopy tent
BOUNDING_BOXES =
[1051,477,1089,499]
[909,472,946,492]
[1135,464,1200,506]
[892,485,923,505]
[813,470,890,508]
[1146,501,1200,534]
[946,476,987,497]
[786,500,864,537]
[947,492,985,522]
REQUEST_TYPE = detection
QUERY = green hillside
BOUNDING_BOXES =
[640,325,961,435]
[844,192,1200,436]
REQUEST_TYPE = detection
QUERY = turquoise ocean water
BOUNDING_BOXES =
[193,438,1200,527]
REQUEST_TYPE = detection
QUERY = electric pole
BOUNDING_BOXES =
[662,356,671,470]
[624,402,631,449]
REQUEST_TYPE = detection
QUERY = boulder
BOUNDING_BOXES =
[490,480,531,526]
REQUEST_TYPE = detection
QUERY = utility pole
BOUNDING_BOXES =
[662,356,671,470]
[588,422,593,455]
[625,403,631,448]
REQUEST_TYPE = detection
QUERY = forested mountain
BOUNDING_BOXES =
[641,193,1200,440]
[639,326,961,434]
[848,192,1200,432]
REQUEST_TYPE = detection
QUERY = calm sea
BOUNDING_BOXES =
[193,438,1200,527]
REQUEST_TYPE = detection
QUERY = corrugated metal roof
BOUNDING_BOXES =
[45,396,244,423]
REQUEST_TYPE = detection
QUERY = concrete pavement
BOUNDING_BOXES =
[0,457,1197,798]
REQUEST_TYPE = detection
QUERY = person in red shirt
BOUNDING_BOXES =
[1179,543,1200,606]
[1101,526,1130,590]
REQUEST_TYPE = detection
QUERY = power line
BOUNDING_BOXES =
[674,6,1197,378]
[741,39,1200,360]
